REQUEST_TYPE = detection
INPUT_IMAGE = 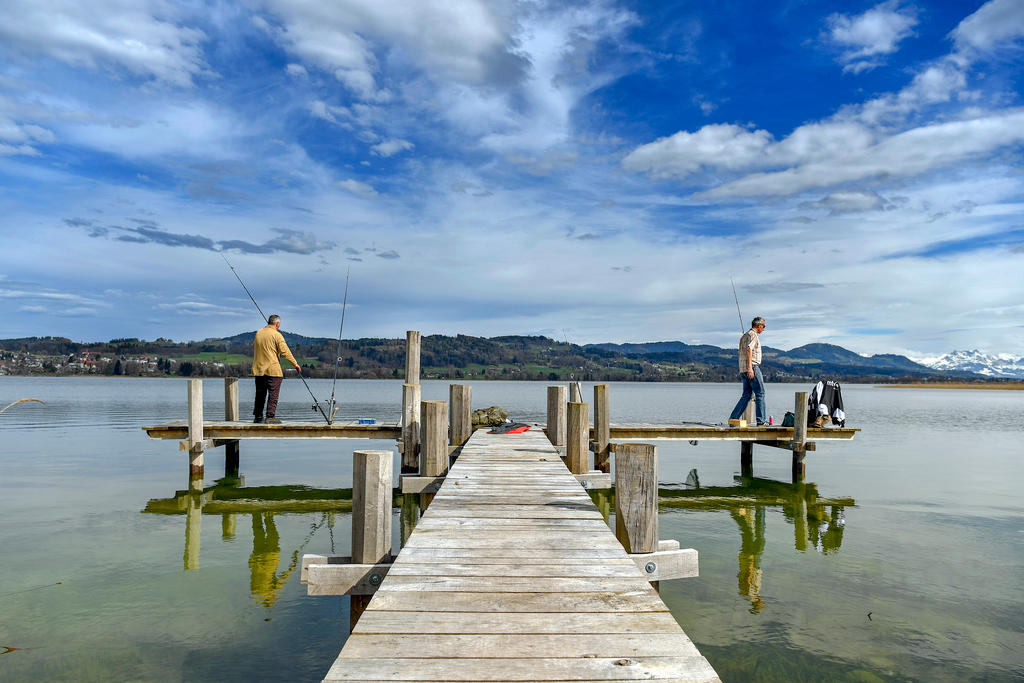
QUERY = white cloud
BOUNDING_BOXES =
[799,190,886,214]
[950,0,1024,54]
[370,138,413,157]
[825,1,918,74]
[335,178,377,196]
[285,63,308,77]
[622,124,772,178]
[0,0,208,87]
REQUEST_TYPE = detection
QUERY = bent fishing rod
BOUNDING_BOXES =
[730,276,745,333]
[219,251,331,424]
[326,267,350,425]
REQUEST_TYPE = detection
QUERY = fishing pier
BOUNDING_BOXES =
[143,331,857,682]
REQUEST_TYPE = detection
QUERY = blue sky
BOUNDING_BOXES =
[1,0,1022,358]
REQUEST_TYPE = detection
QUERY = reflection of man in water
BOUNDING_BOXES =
[249,513,284,608]
[732,506,766,613]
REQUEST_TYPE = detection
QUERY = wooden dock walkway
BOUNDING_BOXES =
[316,428,720,682]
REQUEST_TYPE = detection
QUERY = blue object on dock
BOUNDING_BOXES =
[358,418,376,424]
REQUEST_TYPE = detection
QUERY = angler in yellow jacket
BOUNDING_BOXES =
[252,314,300,424]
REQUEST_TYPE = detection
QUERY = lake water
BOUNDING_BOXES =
[1,377,1021,681]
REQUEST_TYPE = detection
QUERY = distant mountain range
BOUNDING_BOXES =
[2,333,1013,382]
[914,350,1024,379]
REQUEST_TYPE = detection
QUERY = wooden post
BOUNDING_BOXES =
[743,398,755,426]
[546,386,567,448]
[419,400,448,511]
[350,449,393,627]
[740,442,753,478]
[187,379,204,476]
[184,475,202,570]
[614,443,658,554]
[792,391,808,482]
[405,331,421,384]
[593,384,610,473]
[401,383,421,474]
[566,401,589,475]
[449,384,472,448]
[400,493,419,547]
[569,380,583,403]
[224,377,240,477]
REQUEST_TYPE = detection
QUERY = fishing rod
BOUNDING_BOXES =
[730,276,745,333]
[326,267,351,425]
[219,251,331,424]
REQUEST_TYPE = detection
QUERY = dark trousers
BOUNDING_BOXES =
[254,376,284,418]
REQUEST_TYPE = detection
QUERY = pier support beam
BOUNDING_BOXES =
[449,384,472,452]
[419,400,448,512]
[400,383,421,474]
[223,377,240,478]
[405,330,421,384]
[740,442,753,477]
[614,443,658,554]
[566,401,589,475]
[593,384,610,473]
[187,379,204,477]
[349,449,393,628]
[792,391,808,483]
[545,385,567,451]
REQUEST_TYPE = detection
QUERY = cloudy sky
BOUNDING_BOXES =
[1,0,1022,357]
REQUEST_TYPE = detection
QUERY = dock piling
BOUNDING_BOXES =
[419,400,448,511]
[545,385,567,450]
[792,391,808,482]
[405,330,421,384]
[593,384,610,473]
[569,380,583,403]
[449,384,471,451]
[614,443,658,554]
[187,379,204,476]
[223,377,240,477]
[400,383,421,473]
[567,401,589,474]
[350,449,394,627]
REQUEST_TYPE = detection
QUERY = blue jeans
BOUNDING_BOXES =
[730,366,766,423]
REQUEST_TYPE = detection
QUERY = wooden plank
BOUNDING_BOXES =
[353,610,685,634]
[372,576,651,592]
[339,633,702,658]
[324,656,719,681]
[366,590,671,613]
[384,563,646,578]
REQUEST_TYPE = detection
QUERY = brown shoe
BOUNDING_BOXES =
[265,417,282,424]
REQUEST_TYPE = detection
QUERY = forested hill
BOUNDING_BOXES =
[0,333,981,382]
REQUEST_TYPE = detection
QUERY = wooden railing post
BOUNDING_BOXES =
[569,381,583,403]
[401,383,421,474]
[419,400,448,511]
[792,391,808,482]
[546,386,567,448]
[350,449,393,627]
[449,384,472,448]
[223,377,240,477]
[405,330,421,384]
[187,379,204,476]
[593,384,610,473]
[566,401,589,475]
[615,443,658,554]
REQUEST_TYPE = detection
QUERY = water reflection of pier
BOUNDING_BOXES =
[659,475,854,613]
[142,478,359,607]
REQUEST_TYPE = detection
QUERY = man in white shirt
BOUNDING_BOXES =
[729,317,767,426]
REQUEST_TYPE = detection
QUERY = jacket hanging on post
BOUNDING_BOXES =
[807,380,845,427]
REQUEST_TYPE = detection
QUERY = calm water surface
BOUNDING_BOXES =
[0,377,1021,681]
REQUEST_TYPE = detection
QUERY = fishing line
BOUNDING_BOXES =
[327,267,351,425]
[218,251,330,423]
[730,276,745,333]
[0,581,62,599]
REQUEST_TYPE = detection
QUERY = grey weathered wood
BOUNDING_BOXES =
[615,443,658,554]
[401,383,421,473]
[405,330,421,384]
[419,400,448,511]
[743,397,755,425]
[792,391,808,481]
[400,475,445,494]
[569,380,583,403]
[306,562,393,596]
[593,384,611,473]
[627,548,699,581]
[352,449,393,565]
[566,401,589,474]
[223,377,240,475]
[574,471,612,489]
[316,428,718,682]
[546,385,567,447]
[187,379,204,475]
[449,384,472,447]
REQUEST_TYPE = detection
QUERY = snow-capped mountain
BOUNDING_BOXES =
[919,350,1024,379]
